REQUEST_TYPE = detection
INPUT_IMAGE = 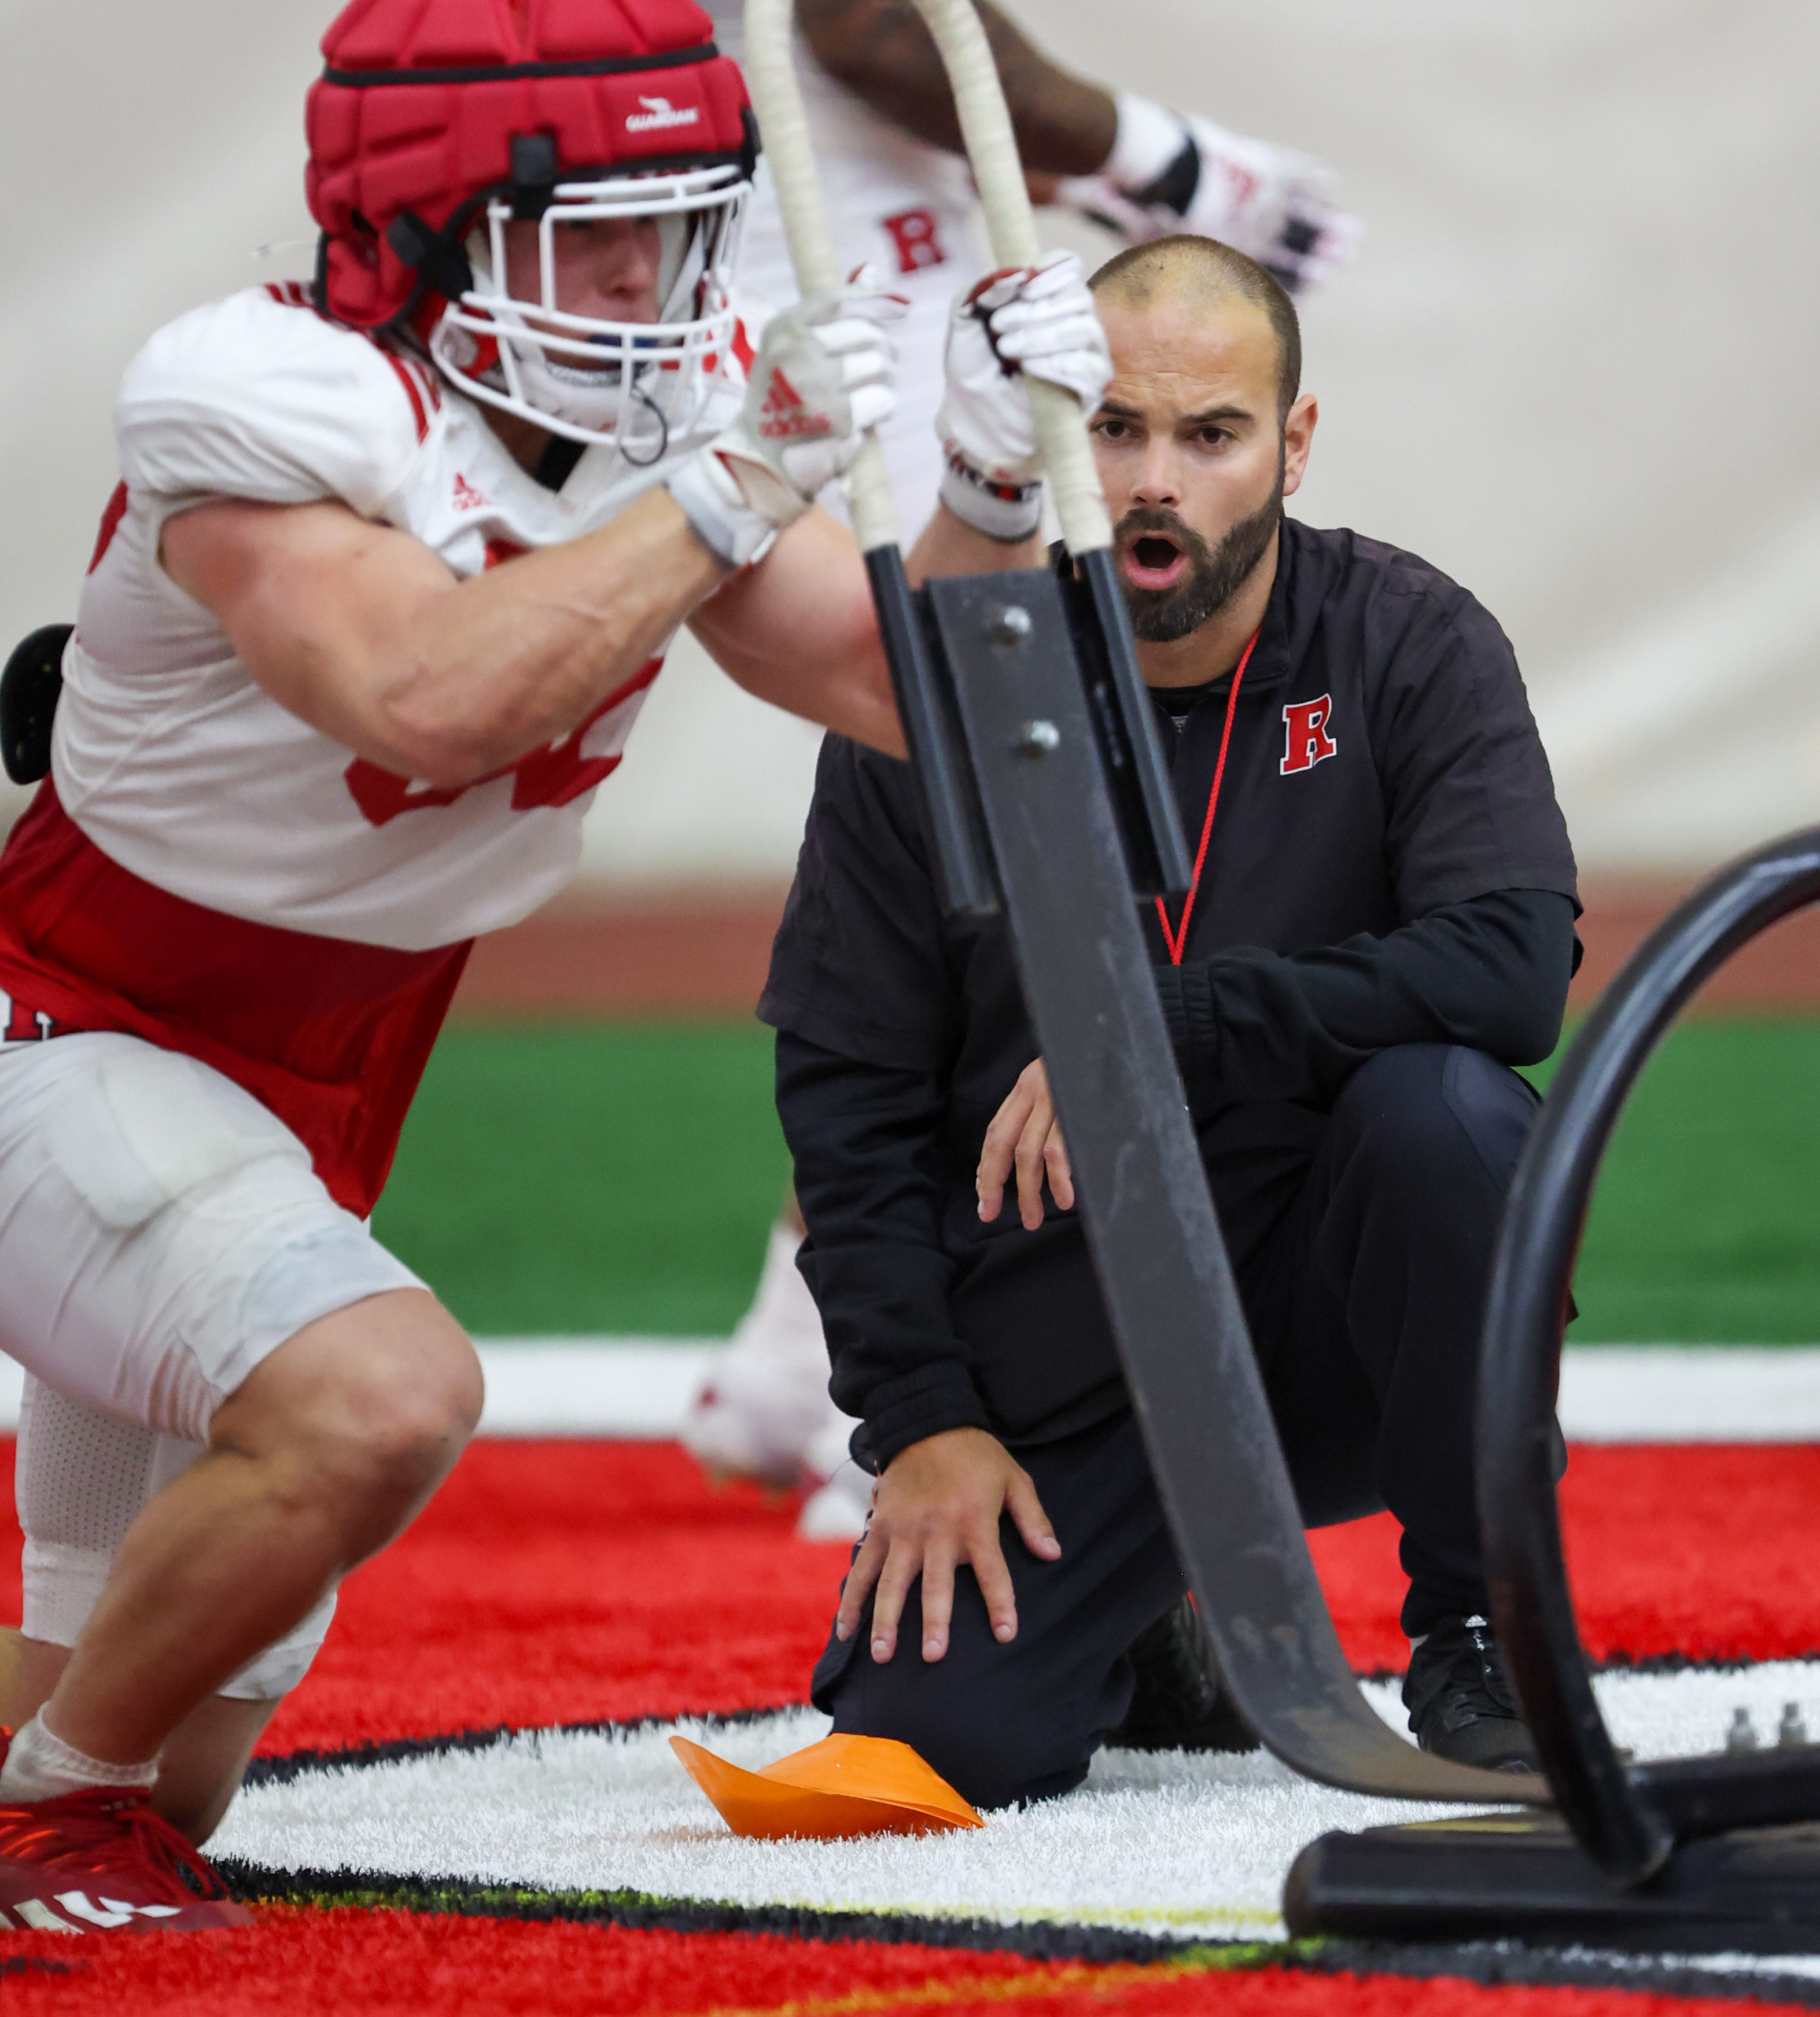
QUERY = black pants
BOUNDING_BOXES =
[811,1043,1542,1810]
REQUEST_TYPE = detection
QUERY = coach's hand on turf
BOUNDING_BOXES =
[977,1058,1073,1232]
[837,1427,1061,1663]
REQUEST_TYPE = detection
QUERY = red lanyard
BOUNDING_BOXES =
[1154,628,1260,967]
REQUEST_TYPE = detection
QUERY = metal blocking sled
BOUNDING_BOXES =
[1287,826,1820,1950]
[743,0,1548,1814]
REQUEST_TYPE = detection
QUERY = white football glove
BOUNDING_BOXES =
[668,274,905,568]
[935,251,1112,542]
[1058,92,1361,299]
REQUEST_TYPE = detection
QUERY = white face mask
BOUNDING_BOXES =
[429,161,750,464]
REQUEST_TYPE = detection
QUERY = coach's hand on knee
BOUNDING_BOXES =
[835,1428,1060,1665]
[977,1059,1073,1233]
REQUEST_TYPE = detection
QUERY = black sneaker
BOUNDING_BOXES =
[1107,1597,1258,1753]
[1402,1613,1541,1773]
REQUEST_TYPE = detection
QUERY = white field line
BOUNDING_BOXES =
[492,1342,1820,1442]
[0,1342,1814,1439]
[215,1662,1820,1946]
[477,1342,1820,1441]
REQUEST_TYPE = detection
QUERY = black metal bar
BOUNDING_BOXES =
[864,547,999,918]
[1478,826,1820,1883]
[1286,1812,1820,1953]
[922,567,1546,1806]
[1058,548,1193,900]
[1642,1747,1820,1840]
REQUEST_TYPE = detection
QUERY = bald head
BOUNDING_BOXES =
[1090,235,1301,423]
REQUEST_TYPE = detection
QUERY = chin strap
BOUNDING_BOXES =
[386,209,476,305]
[386,135,563,312]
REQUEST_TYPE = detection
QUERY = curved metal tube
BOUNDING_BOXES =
[1479,826,1820,1884]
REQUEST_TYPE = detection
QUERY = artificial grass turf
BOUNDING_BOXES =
[1524,1016,1820,1343]
[374,1015,1820,1342]
[227,1440,1820,1754]
[0,1914,1784,2017]
[373,1021,790,1338]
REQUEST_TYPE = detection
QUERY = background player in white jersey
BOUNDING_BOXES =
[0,0,1109,1927]
[683,0,1360,1536]
[708,0,1355,514]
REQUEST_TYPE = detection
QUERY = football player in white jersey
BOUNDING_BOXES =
[683,0,1359,1538]
[0,0,1110,1924]
[706,0,1356,518]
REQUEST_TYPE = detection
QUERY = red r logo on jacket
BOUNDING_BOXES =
[1281,695,1338,775]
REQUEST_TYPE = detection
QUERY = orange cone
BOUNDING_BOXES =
[670,1731,984,1839]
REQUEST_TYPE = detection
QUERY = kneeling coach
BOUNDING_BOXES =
[758,236,1579,1807]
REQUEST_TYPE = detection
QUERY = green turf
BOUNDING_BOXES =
[373,1022,789,1337]
[375,1016,1820,1342]
[1523,1017,1820,1343]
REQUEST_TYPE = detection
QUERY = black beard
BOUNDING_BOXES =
[1117,477,1284,645]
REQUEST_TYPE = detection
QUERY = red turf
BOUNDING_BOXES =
[1309,1442,1820,1672]
[0,1912,1801,2017]
[0,1440,1813,1756]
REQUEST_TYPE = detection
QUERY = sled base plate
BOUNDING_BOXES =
[1285,1810,1820,1953]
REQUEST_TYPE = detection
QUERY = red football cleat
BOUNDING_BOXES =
[0,1780,251,1932]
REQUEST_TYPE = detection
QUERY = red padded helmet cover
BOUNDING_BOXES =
[306,0,751,329]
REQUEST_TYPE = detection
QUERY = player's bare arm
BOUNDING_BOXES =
[794,0,1357,296]
[160,219,915,782]
[799,0,1114,172]
[161,488,727,788]
[160,271,1087,782]
[691,496,1044,758]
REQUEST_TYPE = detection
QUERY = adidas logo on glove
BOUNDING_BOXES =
[759,372,831,442]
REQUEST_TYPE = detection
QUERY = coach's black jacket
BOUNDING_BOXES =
[758,520,1580,1472]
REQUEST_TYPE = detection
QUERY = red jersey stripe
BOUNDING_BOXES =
[383,352,432,443]
[87,483,129,576]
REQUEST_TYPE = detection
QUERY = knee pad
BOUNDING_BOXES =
[216,1584,338,1702]
[15,1375,337,1699]
[16,1378,202,1647]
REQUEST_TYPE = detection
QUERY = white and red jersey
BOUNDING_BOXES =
[62,282,746,951]
[702,0,987,522]
[0,285,747,1213]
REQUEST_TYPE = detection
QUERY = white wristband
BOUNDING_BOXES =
[938,446,1043,544]
[666,447,782,572]
[1104,91,1190,194]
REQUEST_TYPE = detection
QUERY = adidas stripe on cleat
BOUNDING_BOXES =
[0,1743,250,1933]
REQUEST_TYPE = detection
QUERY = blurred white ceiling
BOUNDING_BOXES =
[3,0,1814,879]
